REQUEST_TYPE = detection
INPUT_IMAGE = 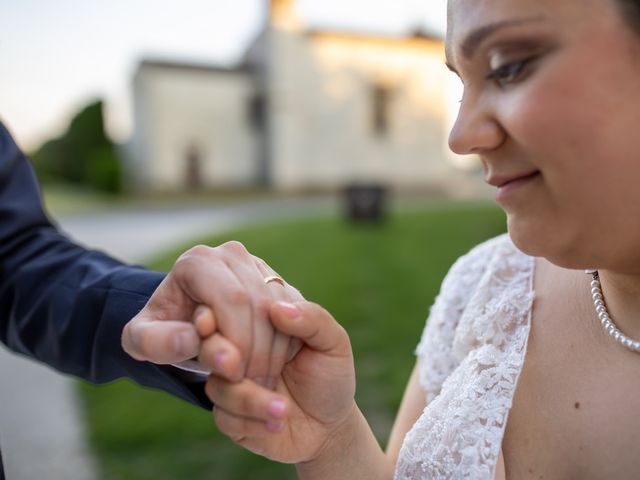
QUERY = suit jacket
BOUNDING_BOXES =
[0,120,212,403]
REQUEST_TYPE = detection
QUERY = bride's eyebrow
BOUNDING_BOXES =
[460,15,547,60]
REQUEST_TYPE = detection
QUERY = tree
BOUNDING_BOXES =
[31,100,123,193]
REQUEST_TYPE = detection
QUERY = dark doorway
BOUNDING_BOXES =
[185,143,203,189]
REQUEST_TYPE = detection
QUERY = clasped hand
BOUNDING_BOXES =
[122,241,357,464]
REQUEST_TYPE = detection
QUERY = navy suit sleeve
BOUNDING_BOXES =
[0,121,211,408]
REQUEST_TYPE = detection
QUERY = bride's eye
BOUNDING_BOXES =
[485,57,533,88]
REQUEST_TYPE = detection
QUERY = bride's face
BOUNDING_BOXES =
[445,0,640,272]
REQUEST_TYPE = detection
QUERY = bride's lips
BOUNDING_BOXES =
[487,170,541,202]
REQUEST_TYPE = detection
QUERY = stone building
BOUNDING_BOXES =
[126,0,475,193]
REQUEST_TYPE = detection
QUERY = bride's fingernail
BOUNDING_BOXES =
[265,376,277,390]
[266,420,283,433]
[214,351,227,370]
[278,302,300,319]
[254,376,269,387]
[268,399,286,418]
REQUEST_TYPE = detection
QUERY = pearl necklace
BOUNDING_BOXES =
[587,269,640,353]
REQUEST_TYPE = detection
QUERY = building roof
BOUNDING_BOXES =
[304,27,442,46]
[137,59,251,75]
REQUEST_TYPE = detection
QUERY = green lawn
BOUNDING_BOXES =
[40,182,288,217]
[78,201,507,480]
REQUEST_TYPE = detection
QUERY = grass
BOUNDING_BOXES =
[40,182,312,218]
[41,183,124,216]
[78,201,507,480]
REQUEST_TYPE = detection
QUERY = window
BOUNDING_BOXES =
[185,143,202,189]
[371,83,392,137]
[247,93,266,130]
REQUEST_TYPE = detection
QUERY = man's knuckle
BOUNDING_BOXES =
[226,286,250,306]
[174,249,203,271]
[253,256,268,269]
[181,244,211,260]
[220,240,248,257]
[256,295,272,315]
[285,285,304,301]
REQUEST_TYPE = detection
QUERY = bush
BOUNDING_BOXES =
[31,100,122,193]
[85,146,122,193]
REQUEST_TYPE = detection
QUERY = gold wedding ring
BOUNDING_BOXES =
[263,275,285,286]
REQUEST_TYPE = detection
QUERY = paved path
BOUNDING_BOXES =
[0,196,336,480]
[55,196,336,264]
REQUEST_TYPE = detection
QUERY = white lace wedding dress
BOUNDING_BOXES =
[394,234,535,479]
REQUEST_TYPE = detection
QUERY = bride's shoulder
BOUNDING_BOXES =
[416,234,528,399]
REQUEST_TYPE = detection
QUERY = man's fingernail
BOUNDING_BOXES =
[173,331,197,356]
[125,324,138,346]
[123,325,144,359]
[278,302,300,319]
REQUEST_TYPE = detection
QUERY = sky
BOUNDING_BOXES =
[0,0,446,151]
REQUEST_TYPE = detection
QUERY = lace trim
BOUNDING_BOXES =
[395,235,534,479]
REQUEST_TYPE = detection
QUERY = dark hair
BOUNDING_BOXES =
[617,0,640,34]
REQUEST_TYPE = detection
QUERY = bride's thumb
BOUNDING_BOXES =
[269,301,351,355]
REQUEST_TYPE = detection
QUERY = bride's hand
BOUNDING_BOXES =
[204,301,357,464]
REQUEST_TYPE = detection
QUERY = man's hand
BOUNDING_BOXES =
[122,241,303,385]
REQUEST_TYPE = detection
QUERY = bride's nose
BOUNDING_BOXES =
[448,95,505,155]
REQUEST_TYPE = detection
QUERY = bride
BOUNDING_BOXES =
[199,0,640,478]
